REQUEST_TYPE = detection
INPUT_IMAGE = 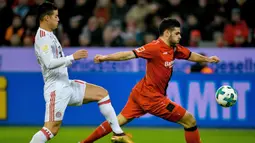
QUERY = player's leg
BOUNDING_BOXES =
[83,82,125,135]
[81,90,145,143]
[68,80,124,135]
[147,97,201,143]
[81,114,132,143]
[177,111,202,143]
[29,122,60,143]
[30,90,70,143]
[29,121,62,143]
[70,80,128,142]
[111,103,143,143]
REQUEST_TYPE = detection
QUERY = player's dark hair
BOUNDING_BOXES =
[159,18,180,36]
[37,2,58,21]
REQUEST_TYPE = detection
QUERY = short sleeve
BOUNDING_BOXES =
[132,42,158,59]
[174,45,191,60]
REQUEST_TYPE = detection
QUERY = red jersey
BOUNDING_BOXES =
[132,38,191,95]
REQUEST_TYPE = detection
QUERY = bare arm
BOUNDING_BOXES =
[94,51,136,63]
[188,52,220,63]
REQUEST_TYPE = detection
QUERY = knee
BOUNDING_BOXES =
[97,86,109,99]
[45,126,59,136]
[182,112,197,129]
[44,123,61,136]
[50,126,60,136]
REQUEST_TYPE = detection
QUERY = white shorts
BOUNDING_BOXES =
[44,80,86,122]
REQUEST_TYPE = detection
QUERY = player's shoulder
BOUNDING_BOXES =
[36,28,47,38]
[144,39,161,49]
[35,29,51,43]
[148,39,161,46]
[176,44,189,49]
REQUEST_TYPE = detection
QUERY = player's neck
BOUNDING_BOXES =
[39,23,52,32]
[159,37,171,47]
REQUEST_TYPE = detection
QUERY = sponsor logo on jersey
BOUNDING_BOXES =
[165,61,174,68]
[41,45,49,52]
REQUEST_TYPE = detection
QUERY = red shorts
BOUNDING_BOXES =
[121,89,186,122]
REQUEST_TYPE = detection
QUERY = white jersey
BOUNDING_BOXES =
[34,27,74,92]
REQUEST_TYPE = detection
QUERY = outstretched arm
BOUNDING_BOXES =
[36,43,74,70]
[188,52,220,63]
[36,36,88,69]
[94,51,136,63]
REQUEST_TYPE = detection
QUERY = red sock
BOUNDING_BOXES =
[81,121,112,143]
[184,126,202,143]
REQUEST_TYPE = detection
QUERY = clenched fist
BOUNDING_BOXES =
[73,49,88,60]
[208,56,220,63]
[94,54,106,63]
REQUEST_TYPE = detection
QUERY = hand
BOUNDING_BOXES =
[94,54,106,63]
[73,49,88,60]
[208,56,220,63]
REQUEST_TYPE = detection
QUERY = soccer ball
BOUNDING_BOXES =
[215,85,238,107]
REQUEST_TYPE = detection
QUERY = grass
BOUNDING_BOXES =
[0,126,254,143]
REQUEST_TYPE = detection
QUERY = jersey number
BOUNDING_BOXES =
[58,46,63,57]
[59,51,63,57]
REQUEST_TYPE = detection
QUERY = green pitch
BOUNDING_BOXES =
[0,126,254,143]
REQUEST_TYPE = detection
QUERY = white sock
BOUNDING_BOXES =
[30,127,54,143]
[98,95,124,134]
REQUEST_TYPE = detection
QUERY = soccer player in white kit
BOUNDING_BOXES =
[30,2,133,143]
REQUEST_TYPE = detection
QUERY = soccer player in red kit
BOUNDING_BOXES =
[80,18,220,143]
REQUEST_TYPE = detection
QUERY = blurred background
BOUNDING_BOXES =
[0,0,255,143]
[0,0,255,47]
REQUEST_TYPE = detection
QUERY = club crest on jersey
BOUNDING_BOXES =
[164,61,174,68]
[56,112,62,118]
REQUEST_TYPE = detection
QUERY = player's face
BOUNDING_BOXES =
[48,10,59,30]
[169,27,181,44]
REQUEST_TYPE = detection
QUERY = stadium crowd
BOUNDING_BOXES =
[0,0,254,47]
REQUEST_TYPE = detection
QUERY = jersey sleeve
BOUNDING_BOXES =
[132,43,158,59]
[35,36,74,69]
[174,45,191,60]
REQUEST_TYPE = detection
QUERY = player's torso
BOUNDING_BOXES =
[50,34,65,58]
[35,29,69,91]
[140,46,175,95]
[48,34,69,85]
[157,46,175,72]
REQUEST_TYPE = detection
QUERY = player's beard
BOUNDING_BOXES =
[169,37,178,46]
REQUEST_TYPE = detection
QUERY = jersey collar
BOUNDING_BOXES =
[158,38,178,50]
[39,27,53,34]
[158,38,175,49]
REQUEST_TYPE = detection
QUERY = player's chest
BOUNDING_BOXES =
[51,36,63,58]
[159,49,175,69]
